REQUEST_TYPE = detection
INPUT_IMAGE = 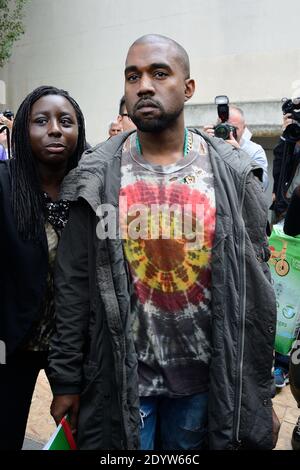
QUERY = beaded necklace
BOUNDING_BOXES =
[135,128,191,157]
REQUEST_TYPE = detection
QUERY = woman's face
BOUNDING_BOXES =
[29,94,79,167]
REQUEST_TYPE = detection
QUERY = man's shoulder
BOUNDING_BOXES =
[77,131,133,173]
[60,133,133,210]
[240,138,265,156]
[191,129,252,176]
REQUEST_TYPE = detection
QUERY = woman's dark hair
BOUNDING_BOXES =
[10,85,86,240]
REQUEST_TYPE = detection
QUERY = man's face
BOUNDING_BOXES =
[109,122,122,137]
[124,42,192,132]
[227,109,246,142]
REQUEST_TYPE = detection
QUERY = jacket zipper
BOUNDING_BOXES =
[98,190,128,448]
[232,166,251,447]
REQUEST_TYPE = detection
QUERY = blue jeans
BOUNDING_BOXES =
[139,392,208,450]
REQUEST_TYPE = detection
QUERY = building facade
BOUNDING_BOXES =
[1,0,300,202]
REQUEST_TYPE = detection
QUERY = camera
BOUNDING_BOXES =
[3,109,14,121]
[214,95,237,140]
[282,97,300,142]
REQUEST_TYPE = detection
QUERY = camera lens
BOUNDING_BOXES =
[214,123,231,140]
[3,110,13,120]
[283,123,300,142]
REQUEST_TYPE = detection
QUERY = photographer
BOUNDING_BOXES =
[283,201,300,449]
[272,110,300,222]
[283,184,300,236]
[276,99,300,449]
[204,105,269,191]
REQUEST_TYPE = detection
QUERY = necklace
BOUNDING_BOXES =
[135,127,191,157]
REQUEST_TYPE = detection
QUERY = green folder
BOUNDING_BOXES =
[268,223,300,355]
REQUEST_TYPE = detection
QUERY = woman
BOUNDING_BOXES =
[0,85,86,450]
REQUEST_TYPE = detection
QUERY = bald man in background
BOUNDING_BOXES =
[108,120,123,137]
[204,105,269,190]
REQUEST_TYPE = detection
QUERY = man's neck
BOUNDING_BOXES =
[137,121,186,166]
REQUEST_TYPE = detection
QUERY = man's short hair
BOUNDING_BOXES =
[109,120,120,129]
[229,105,245,118]
[128,34,190,79]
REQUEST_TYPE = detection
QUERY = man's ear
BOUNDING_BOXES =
[184,79,195,102]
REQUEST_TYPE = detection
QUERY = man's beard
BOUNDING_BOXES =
[131,105,184,132]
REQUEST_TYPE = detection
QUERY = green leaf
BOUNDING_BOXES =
[0,0,29,68]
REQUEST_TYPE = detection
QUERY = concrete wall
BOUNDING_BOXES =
[1,0,300,143]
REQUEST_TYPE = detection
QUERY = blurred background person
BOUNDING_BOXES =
[270,103,300,389]
[0,138,6,160]
[204,104,268,191]
[271,105,300,223]
[269,98,300,449]
[283,189,300,450]
[0,110,14,159]
[117,95,136,132]
[108,119,122,137]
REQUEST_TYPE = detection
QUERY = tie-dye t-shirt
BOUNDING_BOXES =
[120,131,216,397]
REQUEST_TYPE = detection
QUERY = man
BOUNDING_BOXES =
[108,120,123,137]
[49,34,278,450]
[271,112,300,222]
[204,106,269,190]
[117,95,137,131]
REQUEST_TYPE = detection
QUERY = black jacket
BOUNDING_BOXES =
[0,160,48,355]
[272,138,300,216]
[284,186,300,237]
